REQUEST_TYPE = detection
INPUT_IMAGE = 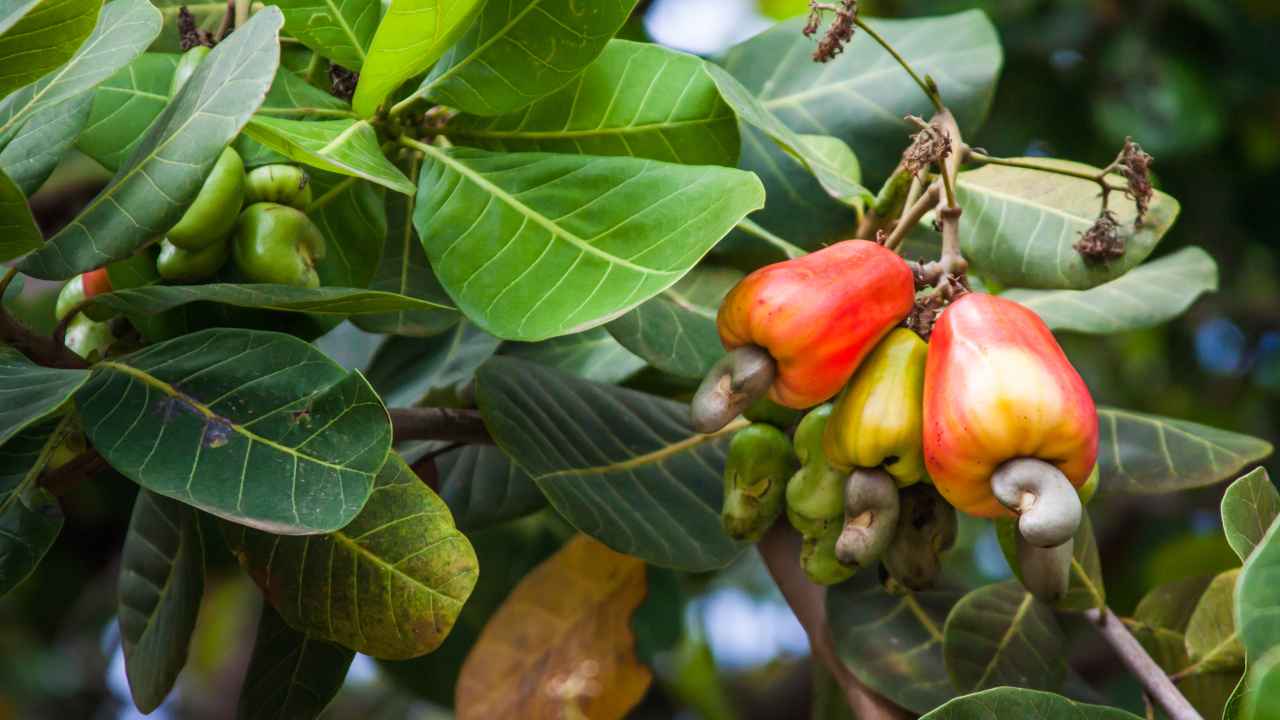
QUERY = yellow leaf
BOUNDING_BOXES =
[456,534,652,720]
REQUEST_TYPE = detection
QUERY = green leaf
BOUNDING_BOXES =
[0,345,89,446]
[1185,569,1245,675]
[0,168,41,262]
[0,0,161,148]
[920,688,1142,719]
[445,40,738,166]
[352,0,483,117]
[224,453,478,659]
[704,62,868,207]
[364,320,500,408]
[118,490,205,713]
[1096,407,1273,496]
[16,8,282,280]
[238,604,354,720]
[259,65,356,119]
[996,510,1105,612]
[1223,469,1280,563]
[308,171,387,289]
[605,266,741,380]
[0,418,66,598]
[1127,615,1241,719]
[438,445,544,533]
[475,356,743,571]
[943,580,1066,693]
[502,327,645,384]
[1244,646,1280,720]
[1237,514,1280,664]
[267,0,378,70]
[75,328,390,534]
[827,569,960,714]
[351,149,460,337]
[415,0,637,116]
[413,145,765,341]
[0,92,91,194]
[243,116,415,194]
[86,283,455,319]
[77,53,177,172]
[1135,575,1214,632]
[0,0,99,99]
[956,160,1181,290]
[719,10,1002,181]
[1003,247,1217,334]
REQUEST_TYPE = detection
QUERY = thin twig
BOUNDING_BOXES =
[1084,607,1202,720]
[758,524,913,720]
[933,110,967,278]
[852,17,943,113]
[388,407,493,445]
[214,0,234,40]
[881,183,940,253]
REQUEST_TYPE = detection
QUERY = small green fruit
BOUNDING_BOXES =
[157,237,229,282]
[244,164,313,210]
[64,314,115,361]
[56,268,114,323]
[233,202,327,288]
[170,45,210,97]
[167,147,246,251]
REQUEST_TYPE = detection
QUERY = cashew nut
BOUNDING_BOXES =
[834,468,900,567]
[691,345,776,434]
[991,457,1082,548]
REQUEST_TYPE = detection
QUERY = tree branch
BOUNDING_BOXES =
[0,272,88,370]
[758,523,913,720]
[1083,607,1202,720]
[881,183,940,253]
[388,407,493,445]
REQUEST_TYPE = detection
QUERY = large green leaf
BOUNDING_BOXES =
[243,117,413,194]
[238,604,354,720]
[0,92,91,195]
[307,171,386,289]
[267,0,378,70]
[0,169,41,262]
[1004,247,1217,334]
[1244,646,1280,720]
[413,145,765,341]
[351,149,459,337]
[75,328,390,534]
[1096,407,1272,496]
[996,511,1104,613]
[920,688,1142,720]
[414,0,636,116]
[957,160,1181,290]
[438,445,544,533]
[1224,469,1280,563]
[1185,569,1245,676]
[85,283,455,318]
[943,580,1066,693]
[1237,512,1280,664]
[0,418,66,598]
[258,65,356,119]
[224,453,478,659]
[502,327,645,384]
[1135,575,1214,633]
[17,8,282,280]
[827,569,960,714]
[0,0,99,99]
[364,320,500,408]
[77,53,177,172]
[352,0,483,116]
[719,10,1002,181]
[475,356,743,571]
[445,40,737,166]
[118,490,205,713]
[0,345,89,446]
[605,266,741,380]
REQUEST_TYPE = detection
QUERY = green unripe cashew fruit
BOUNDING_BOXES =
[47,424,87,471]
[244,164,313,210]
[170,45,210,96]
[801,523,857,586]
[721,424,798,542]
[784,405,845,540]
[56,268,114,323]
[64,314,115,361]
[233,202,327,287]
[167,147,245,251]
[157,237,229,282]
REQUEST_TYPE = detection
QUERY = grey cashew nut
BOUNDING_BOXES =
[1017,533,1074,603]
[690,345,776,434]
[834,468,900,567]
[883,483,958,590]
[991,457,1082,548]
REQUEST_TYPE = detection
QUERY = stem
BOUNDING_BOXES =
[0,267,16,300]
[1084,608,1203,720]
[881,183,939,253]
[234,0,249,28]
[736,219,806,259]
[214,0,234,40]
[966,150,1127,207]
[758,524,912,720]
[853,17,943,113]
[303,50,325,86]
[388,407,493,445]
[934,110,966,278]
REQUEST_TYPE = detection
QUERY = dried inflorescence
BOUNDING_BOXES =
[329,64,359,102]
[1118,137,1154,222]
[1075,210,1125,263]
[902,118,952,179]
[177,6,214,50]
[804,1,859,62]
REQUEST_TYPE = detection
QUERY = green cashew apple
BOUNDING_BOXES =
[170,45,210,96]
[232,202,327,288]
[167,147,245,250]
[157,237,229,282]
[55,268,113,323]
[244,164,313,210]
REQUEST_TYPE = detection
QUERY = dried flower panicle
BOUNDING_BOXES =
[177,6,213,50]
[805,1,858,63]
[329,64,359,102]
[1075,210,1125,263]
[902,118,951,178]
[1118,137,1154,222]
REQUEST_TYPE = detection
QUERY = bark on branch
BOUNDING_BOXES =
[388,407,493,445]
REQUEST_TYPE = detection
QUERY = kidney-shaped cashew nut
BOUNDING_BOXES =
[834,468,900,567]
[991,457,1083,548]
[690,345,776,434]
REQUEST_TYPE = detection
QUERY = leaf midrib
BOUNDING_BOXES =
[536,417,746,479]
[449,115,730,143]
[974,590,1034,688]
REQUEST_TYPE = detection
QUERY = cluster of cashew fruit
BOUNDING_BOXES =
[53,50,327,360]
[694,240,1099,599]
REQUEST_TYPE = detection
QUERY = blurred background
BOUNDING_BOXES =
[3,0,1279,718]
